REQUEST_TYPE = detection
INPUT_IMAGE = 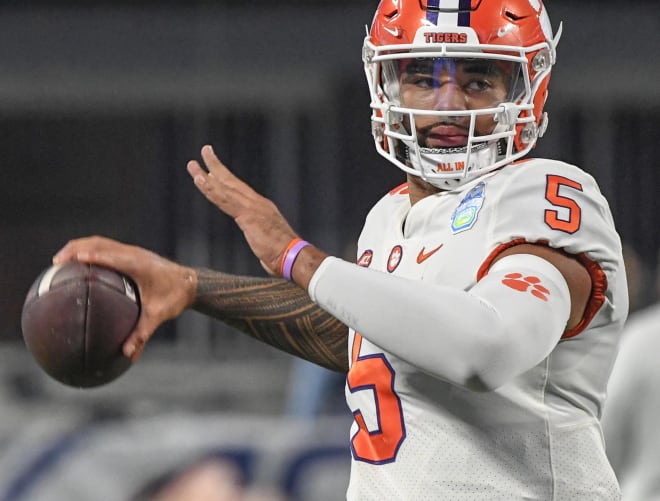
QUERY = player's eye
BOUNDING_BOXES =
[402,73,437,89]
[465,79,493,92]
[413,75,436,88]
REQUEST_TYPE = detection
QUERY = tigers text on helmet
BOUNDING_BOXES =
[363,0,562,189]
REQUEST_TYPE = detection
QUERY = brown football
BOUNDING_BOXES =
[21,262,140,388]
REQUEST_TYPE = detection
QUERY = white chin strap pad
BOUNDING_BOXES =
[407,139,500,189]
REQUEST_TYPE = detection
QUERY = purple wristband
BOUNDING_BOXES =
[282,240,311,281]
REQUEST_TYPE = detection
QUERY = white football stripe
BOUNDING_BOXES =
[122,277,137,303]
[38,264,63,296]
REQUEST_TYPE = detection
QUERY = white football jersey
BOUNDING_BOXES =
[345,159,628,500]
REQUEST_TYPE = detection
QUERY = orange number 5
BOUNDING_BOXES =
[347,334,406,464]
[544,175,583,234]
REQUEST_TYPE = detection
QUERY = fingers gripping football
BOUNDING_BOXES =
[187,145,299,275]
[53,236,196,361]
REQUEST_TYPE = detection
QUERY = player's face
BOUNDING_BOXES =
[397,58,515,148]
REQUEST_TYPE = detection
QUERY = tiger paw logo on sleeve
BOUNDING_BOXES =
[502,273,551,301]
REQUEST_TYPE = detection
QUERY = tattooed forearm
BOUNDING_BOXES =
[191,268,349,373]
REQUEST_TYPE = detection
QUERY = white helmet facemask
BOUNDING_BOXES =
[364,27,559,189]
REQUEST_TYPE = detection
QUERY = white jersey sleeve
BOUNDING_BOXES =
[481,159,625,339]
[311,159,627,500]
[309,252,572,391]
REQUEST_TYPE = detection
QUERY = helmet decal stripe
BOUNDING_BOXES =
[427,0,467,27]
[426,0,440,25]
[457,0,471,27]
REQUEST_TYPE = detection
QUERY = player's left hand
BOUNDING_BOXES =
[186,145,299,275]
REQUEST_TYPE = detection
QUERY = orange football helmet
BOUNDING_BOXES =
[364,0,562,189]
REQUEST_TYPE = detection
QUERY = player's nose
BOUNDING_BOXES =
[431,82,468,112]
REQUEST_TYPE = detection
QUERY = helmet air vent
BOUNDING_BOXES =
[381,0,398,18]
[504,10,527,22]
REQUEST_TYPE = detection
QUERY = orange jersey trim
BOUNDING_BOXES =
[389,183,409,196]
[476,239,607,339]
[351,332,363,365]
[510,157,535,166]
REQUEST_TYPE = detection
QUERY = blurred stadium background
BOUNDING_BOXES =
[0,1,659,499]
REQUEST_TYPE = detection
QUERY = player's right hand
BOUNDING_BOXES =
[53,236,197,361]
[186,145,299,276]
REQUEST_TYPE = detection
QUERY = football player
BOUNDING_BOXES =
[54,0,628,499]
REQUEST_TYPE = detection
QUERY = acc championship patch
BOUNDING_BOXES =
[451,181,485,234]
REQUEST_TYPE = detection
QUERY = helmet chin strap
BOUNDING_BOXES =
[402,139,501,190]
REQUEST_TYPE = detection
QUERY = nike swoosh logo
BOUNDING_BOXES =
[416,244,444,264]
[383,26,400,38]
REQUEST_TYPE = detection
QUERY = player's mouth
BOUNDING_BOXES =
[422,124,468,148]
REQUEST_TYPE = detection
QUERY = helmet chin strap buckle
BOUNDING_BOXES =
[494,103,520,126]
[520,112,549,144]
[520,122,539,145]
